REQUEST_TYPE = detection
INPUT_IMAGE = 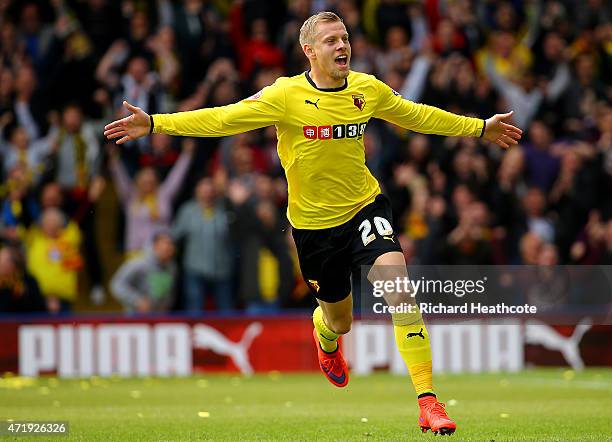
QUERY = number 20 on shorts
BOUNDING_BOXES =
[358,216,393,246]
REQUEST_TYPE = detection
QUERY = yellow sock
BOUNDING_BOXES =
[313,306,339,353]
[392,314,434,396]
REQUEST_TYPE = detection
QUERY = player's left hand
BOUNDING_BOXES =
[483,111,522,149]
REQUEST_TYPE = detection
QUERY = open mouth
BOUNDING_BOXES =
[335,55,348,67]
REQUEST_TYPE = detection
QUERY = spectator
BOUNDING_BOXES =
[0,22,23,69]
[0,245,47,313]
[44,103,101,191]
[12,64,47,140]
[562,54,608,135]
[0,163,39,245]
[44,20,98,114]
[229,178,293,313]
[110,230,177,314]
[109,139,193,255]
[172,0,226,97]
[146,26,180,94]
[374,26,410,78]
[476,30,532,83]
[430,19,467,57]
[25,208,82,313]
[550,148,598,259]
[523,242,570,310]
[521,187,555,243]
[0,125,51,185]
[570,210,607,264]
[229,3,284,80]
[522,120,560,191]
[18,2,54,69]
[71,0,122,57]
[489,147,528,263]
[173,177,235,312]
[519,231,543,265]
[443,200,493,265]
[114,56,161,116]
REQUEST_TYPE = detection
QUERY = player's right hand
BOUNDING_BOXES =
[104,101,151,145]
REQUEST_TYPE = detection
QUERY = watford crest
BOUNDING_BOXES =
[352,94,366,111]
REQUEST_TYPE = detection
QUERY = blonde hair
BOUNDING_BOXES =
[299,11,343,46]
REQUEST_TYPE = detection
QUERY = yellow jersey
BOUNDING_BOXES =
[26,222,82,301]
[153,71,484,229]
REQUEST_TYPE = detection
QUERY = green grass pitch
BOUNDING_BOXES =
[1,369,611,441]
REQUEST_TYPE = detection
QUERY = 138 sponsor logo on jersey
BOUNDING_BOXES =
[303,122,367,140]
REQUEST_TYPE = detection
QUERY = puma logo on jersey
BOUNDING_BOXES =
[383,235,395,243]
[305,99,320,109]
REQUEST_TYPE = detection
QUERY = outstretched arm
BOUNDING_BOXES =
[104,80,286,144]
[373,79,522,149]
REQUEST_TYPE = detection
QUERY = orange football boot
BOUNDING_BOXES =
[418,395,456,435]
[312,328,349,387]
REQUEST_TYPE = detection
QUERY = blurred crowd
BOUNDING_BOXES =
[0,0,611,315]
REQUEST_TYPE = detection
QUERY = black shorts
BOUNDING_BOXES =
[292,194,402,303]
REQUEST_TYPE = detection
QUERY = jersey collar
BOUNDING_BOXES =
[305,71,348,92]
